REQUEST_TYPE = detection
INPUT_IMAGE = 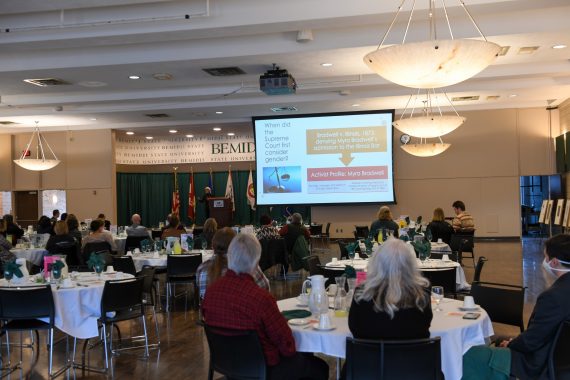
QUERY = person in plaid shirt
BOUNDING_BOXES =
[202,233,328,380]
[197,227,269,299]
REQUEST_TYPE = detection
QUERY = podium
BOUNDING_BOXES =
[208,197,233,227]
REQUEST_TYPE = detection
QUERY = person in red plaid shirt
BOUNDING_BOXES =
[202,233,328,380]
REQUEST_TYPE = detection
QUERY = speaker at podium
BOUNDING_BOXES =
[208,197,233,227]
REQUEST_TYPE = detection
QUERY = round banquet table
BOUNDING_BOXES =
[0,272,134,339]
[131,250,213,272]
[11,247,49,267]
[326,257,470,290]
[277,297,493,380]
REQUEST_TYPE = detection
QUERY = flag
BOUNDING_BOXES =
[225,168,235,212]
[208,169,214,195]
[247,169,256,211]
[187,171,196,221]
[172,170,180,215]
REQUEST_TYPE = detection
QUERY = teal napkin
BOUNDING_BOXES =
[281,309,311,320]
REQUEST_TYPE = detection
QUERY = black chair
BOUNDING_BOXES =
[305,255,322,276]
[319,265,345,288]
[112,255,138,276]
[321,222,331,244]
[450,232,475,267]
[472,256,488,283]
[470,281,526,332]
[354,226,370,240]
[204,324,266,380]
[166,254,202,311]
[52,240,81,266]
[97,277,148,372]
[338,240,350,260]
[263,238,287,279]
[345,337,443,380]
[548,320,570,380]
[0,285,56,378]
[422,268,457,297]
[125,235,150,253]
[259,239,276,272]
[82,241,113,266]
[137,266,160,347]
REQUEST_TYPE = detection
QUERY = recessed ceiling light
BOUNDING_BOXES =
[169,129,177,134]
[215,111,224,114]
[352,104,360,107]
[129,75,141,80]
[321,63,333,67]
[186,134,194,138]
[126,131,135,135]
[213,127,222,131]
[89,118,97,121]
[227,132,235,136]
[509,94,518,98]
[78,81,108,88]
[552,44,567,49]
[145,136,153,140]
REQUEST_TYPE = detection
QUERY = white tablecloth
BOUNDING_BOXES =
[431,241,452,253]
[131,250,213,272]
[277,297,493,380]
[0,272,134,339]
[11,248,49,266]
[326,258,470,290]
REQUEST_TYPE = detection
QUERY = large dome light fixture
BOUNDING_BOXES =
[13,121,60,171]
[393,89,465,138]
[364,0,501,89]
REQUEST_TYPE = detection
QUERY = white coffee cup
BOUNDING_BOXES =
[327,284,337,296]
[134,248,141,254]
[318,313,332,329]
[62,278,73,288]
[463,296,475,309]
[106,265,115,273]
[437,238,443,243]
[331,257,338,263]
[442,254,450,262]
[126,250,133,256]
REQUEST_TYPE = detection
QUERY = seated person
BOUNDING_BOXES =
[66,214,83,247]
[197,227,269,299]
[82,219,117,251]
[463,233,570,380]
[161,214,184,239]
[37,215,54,235]
[256,215,280,240]
[202,233,328,380]
[451,200,475,232]
[278,213,310,254]
[2,215,24,242]
[427,207,454,244]
[126,213,150,237]
[97,213,112,231]
[349,238,432,339]
[369,206,399,240]
[202,218,218,249]
[0,220,16,265]
[45,221,77,255]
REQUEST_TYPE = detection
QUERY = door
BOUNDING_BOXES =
[14,191,38,228]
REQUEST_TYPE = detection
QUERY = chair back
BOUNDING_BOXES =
[204,324,266,380]
[421,268,456,294]
[52,240,81,266]
[449,234,474,253]
[82,241,112,265]
[338,240,350,260]
[0,285,55,325]
[125,235,149,252]
[267,238,288,268]
[112,255,138,276]
[138,266,157,305]
[345,337,443,380]
[470,281,526,332]
[319,265,345,288]
[166,254,202,277]
[258,239,275,271]
[473,256,488,282]
[354,226,370,239]
[305,255,322,276]
[549,320,570,379]
[100,277,144,323]
[309,224,323,236]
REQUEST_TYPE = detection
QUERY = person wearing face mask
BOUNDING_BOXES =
[462,233,570,380]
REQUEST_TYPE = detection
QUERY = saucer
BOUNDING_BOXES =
[288,318,310,326]
[312,323,336,331]
[459,305,480,311]
[104,271,117,275]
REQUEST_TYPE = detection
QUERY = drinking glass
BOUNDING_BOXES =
[201,239,208,251]
[347,247,355,265]
[432,286,444,312]
[94,264,104,278]
[52,267,62,284]
[4,271,13,287]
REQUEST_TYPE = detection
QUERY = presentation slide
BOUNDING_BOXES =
[253,110,395,206]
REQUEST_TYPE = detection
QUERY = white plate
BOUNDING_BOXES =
[103,271,117,275]
[59,284,75,289]
[459,305,480,311]
[312,323,336,331]
[288,318,310,326]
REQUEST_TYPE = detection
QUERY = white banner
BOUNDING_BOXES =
[115,134,256,165]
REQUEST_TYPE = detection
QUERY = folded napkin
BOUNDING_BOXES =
[281,309,311,320]
[15,258,29,277]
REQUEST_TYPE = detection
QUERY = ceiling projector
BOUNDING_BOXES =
[259,65,297,95]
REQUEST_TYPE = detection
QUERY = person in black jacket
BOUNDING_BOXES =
[45,221,77,255]
[463,233,570,380]
[2,215,24,242]
[426,207,454,244]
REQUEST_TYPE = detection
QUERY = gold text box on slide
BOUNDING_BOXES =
[306,126,387,155]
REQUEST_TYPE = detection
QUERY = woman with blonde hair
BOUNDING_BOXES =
[427,207,454,244]
[369,205,399,239]
[348,238,432,339]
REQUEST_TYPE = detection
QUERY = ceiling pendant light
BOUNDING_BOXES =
[13,121,61,171]
[393,89,465,138]
[400,135,450,157]
[364,0,501,89]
